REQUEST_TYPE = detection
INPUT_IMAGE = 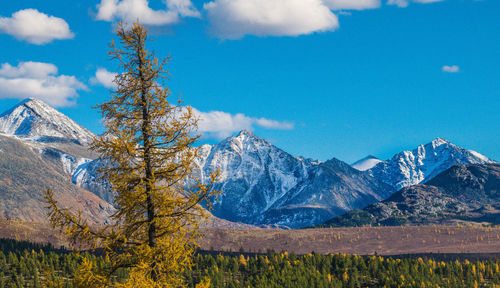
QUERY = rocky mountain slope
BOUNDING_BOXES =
[0,134,113,224]
[0,98,98,177]
[76,130,395,228]
[0,99,111,224]
[188,131,394,228]
[369,138,494,190]
[320,163,500,227]
[0,99,265,228]
[1,98,497,229]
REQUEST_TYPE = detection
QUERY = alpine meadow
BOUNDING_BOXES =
[0,0,499,288]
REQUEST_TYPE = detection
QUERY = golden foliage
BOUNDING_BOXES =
[45,22,219,287]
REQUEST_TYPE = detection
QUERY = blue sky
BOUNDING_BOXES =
[0,0,498,163]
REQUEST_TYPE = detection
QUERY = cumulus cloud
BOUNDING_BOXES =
[0,9,74,45]
[0,62,87,107]
[90,68,117,89]
[192,107,293,139]
[442,65,459,73]
[203,0,339,39]
[323,0,381,10]
[96,0,200,25]
[387,0,443,8]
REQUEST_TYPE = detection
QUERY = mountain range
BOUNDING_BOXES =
[320,163,500,227]
[189,131,394,227]
[0,98,496,228]
[368,137,493,190]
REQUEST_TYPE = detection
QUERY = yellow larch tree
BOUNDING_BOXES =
[45,22,219,287]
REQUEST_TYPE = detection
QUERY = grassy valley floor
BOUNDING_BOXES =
[1,219,500,256]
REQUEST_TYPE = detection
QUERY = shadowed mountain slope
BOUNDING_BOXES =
[320,163,500,227]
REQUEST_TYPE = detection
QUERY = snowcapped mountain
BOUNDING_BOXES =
[75,130,394,228]
[257,158,394,228]
[369,137,495,190]
[351,155,382,171]
[1,99,497,229]
[191,130,315,224]
[0,98,96,145]
[190,130,394,228]
[322,163,500,227]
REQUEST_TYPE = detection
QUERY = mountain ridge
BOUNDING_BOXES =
[188,131,394,228]
[368,137,494,190]
[320,163,500,227]
[0,98,497,229]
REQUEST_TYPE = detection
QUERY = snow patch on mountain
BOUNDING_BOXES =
[37,146,91,175]
[351,155,382,171]
[72,159,113,203]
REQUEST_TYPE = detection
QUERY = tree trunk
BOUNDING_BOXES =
[137,36,157,280]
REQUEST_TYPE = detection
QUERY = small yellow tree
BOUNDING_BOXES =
[45,22,219,287]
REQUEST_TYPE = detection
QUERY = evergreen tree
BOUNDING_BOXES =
[45,22,219,287]
[32,268,40,288]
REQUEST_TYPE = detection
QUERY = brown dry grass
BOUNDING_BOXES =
[199,225,500,255]
[0,219,68,248]
[1,219,499,256]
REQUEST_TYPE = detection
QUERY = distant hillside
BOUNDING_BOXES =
[320,163,500,227]
[0,134,113,224]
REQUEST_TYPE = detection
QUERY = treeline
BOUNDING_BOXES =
[0,238,499,287]
[0,238,111,288]
[187,251,500,288]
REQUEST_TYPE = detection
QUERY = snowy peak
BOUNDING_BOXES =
[227,130,263,145]
[369,137,495,190]
[0,98,95,145]
[351,155,382,171]
[237,129,255,138]
[430,137,450,147]
[185,130,394,228]
[215,130,279,158]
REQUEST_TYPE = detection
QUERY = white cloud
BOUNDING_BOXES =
[91,68,117,89]
[96,0,200,25]
[0,9,74,45]
[442,65,459,73]
[0,62,87,107]
[203,0,339,39]
[323,0,381,10]
[0,62,58,79]
[192,107,293,139]
[387,0,443,8]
